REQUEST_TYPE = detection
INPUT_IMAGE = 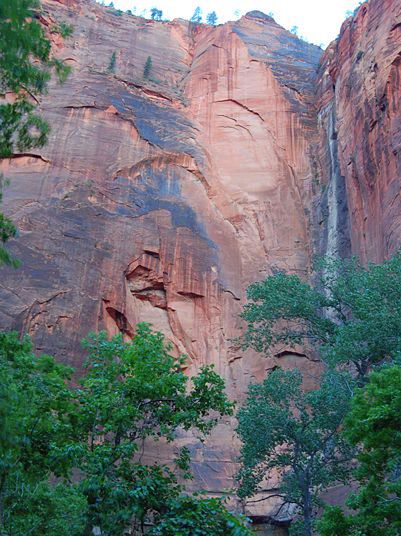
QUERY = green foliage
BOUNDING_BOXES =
[241,254,401,379]
[237,368,353,535]
[240,254,401,534]
[206,11,218,25]
[76,322,234,533]
[0,178,19,267]
[0,0,71,267]
[0,0,71,158]
[150,7,163,20]
[149,495,253,535]
[144,55,153,79]
[56,21,74,38]
[190,7,202,23]
[3,482,87,536]
[0,331,82,535]
[317,365,401,536]
[108,51,117,73]
[0,323,236,534]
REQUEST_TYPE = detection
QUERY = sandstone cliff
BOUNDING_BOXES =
[0,0,400,520]
[317,0,401,263]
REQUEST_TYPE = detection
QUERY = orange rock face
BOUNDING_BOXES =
[2,0,401,516]
[317,0,401,263]
[0,0,323,503]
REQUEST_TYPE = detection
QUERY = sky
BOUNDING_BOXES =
[97,0,363,47]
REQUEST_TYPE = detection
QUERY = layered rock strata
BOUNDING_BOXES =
[316,0,401,262]
[1,0,401,521]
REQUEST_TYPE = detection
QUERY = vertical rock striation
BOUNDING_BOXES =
[1,0,401,516]
[317,0,401,262]
[0,0,323,502]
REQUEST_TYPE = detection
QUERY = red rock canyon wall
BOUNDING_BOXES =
[1,0,400,518]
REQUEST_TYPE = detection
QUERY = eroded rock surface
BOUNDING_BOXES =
[0,0,323,506]
[2,0,401,517]
[317,0,401,262]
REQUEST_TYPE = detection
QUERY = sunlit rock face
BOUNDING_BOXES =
[0,0,322,505]
[2,0,400,517]
[0,6,322,381]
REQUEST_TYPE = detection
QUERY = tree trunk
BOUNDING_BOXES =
[304,513,313,536]
[303,490,313,536]
[0,472,7,534]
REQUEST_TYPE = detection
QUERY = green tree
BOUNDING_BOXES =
[0,324,240,534]
[0,332,84,535]
[236,368,353,536]
[0,177,19,267]
[241,254,401,380]
[190,6,202,23]
[108,51,117,73]
[317,365,401,536]
[206,11,217,25]
[150,7,163,20]
[75,323,234,534]
[144,56,152,79]
[0,0,71,267]
[0,0,70,158]
[149,495,252,535]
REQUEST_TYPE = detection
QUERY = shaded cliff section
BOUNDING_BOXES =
[316,0,401,263]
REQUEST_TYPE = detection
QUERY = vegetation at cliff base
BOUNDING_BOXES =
[237,253,401,535]
[317,364,401,536]
[237,368,353,536]
[0,323,250,535]
[0,331,84,535]
[148,495,252,535]
[241,254,401,379]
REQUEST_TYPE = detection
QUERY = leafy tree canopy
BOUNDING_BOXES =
[241,255,401,379]
[237,368,353,536]
[0,177,19,268]
[0,0,72,267]
[317,365,401,536]
[0,323,243,535]
[0,331,83,535]
[0,0,71,158]
[149,495,252,535]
